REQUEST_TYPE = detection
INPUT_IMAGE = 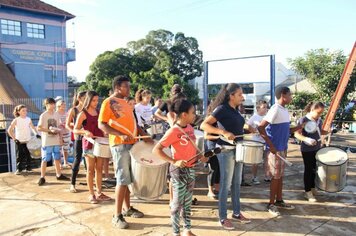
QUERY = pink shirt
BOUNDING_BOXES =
[159,124,197,167]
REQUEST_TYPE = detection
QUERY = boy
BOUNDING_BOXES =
[37,98,69,186]
[246,100,269,184]
[258,87,304,216]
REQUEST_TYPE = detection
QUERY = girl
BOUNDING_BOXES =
[294,101,329,202]
[153,99,208,236]
[74,91,111,203]
[7,105,39,174]
[66,91,86,193]
[200,83,251,230]
[134,89,153,128]
[56,99,71,168]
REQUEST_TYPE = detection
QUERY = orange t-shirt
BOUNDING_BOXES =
[98,97,137,146]
[159,124,197,167]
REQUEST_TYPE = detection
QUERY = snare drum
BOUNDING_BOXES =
[146,122,165,136]
[235,140,264,164]
[27,136,42,159]
[316,147,348,192]
[129,141,170,200]
[194,129,204,152]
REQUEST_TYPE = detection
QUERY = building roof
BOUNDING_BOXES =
[0,59,40,119]
[0,0,75,19]
[288,79,317,94]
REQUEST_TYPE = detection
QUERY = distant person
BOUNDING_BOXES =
[134,89,153,128]
[151,97,162,120]
[7,104,40,174]
[37,98,69,186]
[56,99,71,168]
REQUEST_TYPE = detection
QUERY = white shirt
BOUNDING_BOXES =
[15,117,32,142]
[135,103,153,126]
[247,113,265,143]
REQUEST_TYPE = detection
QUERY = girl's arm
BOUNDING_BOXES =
[73,112,92,137]
[65,108,75,132]
[154,109,168,122]
[152,143,186,167]
[7,119,17,140]
[200,115,235,140]
[29,120,40,137]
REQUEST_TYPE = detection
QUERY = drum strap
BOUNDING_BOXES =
[109,119,137,137]
[175,125,201,153]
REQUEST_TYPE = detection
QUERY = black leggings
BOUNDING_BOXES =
[302,150,317,192]
[206,140,220,187]
[16,142,32,171]
[71,139,83,185]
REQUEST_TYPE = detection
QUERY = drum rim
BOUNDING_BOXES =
[236,140,265,146]
[316,147,348,166]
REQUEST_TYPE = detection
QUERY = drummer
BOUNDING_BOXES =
[73,91,112,204]
[258,87,305,216]
[134,89,153,128]
[294,101,329,202]
[153,98,208,236]
[98,75,153,229]
[200,83,251,230]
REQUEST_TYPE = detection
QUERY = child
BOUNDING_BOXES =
[74,91,111,204]
[37,98,69,186]
[7,105,40,174]
[246,100,269,184]
[134,89,153,128]
[56,99,71,168]
[258,87,305,216]
[153,99,208,236]
[66,91,86,193]
[294,102,329,202]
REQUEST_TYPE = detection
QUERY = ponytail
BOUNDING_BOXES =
[304,101,325,113]
[13,104,26,118]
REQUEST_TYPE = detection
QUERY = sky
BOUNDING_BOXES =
[45,0,356,82]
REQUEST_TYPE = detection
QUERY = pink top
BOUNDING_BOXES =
[159,124,197,167]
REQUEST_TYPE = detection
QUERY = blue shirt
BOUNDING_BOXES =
[212,103,245,146]
[263,103,290,151]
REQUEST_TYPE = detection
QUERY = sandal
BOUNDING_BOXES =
[89,195,98,204]
[97,193,112,201]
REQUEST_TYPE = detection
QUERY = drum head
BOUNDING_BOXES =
[95,137,109,145]
[305,120,317,133]
[130,141,170,166]
[240,140,264,147]
[316,147,348,165]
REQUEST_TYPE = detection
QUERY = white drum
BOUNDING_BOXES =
[92,137,111,158]
[194,129,204,152]
[146,122,165,136]
[316,147,348,192]
[129,141,170,200]
[235,140,264,164]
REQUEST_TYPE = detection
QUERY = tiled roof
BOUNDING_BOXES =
[0,59,40,119]
[0,0,75,19]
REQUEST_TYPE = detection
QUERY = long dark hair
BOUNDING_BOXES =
[209,83,241,113]
[304,101,325,113]
[169,99,194,118]
[72,91,86,108]
[13,104,26,118]
[82,90,99,111]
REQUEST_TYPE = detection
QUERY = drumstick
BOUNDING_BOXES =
[275,153,293,167]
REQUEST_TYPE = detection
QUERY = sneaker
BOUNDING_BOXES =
[304,191,316,202]
[112,214,129,229]
[219,219,234,230]
[311,188,320,196]
[69,185,77,193]
[251,177,261,185]
[241,181,252,187]
[56,174,70,181]
[15,170,22,175]
[89,195,98,204]
[97,193,112,201]
[267,204,280,216]
[122,207,144,218]
[275,200,295,210]
[38,177,46,186]
[264,178,271,183]
[232,213,251,224]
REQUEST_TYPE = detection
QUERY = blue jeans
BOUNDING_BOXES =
[217,149,243,220]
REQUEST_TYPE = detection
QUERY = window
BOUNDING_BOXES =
[1,19,21,36]
[27,23,45,39]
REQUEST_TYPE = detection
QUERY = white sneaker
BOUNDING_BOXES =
[305,191,316,202]
[251,177,260,185]
[311,188,320,196]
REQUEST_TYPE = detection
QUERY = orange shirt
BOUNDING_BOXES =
[159,124,197,167]
[98,97,137,146]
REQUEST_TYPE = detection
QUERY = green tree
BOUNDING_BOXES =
[82,29,203,102]
[288,49,356,108]
[287,91,319,110]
